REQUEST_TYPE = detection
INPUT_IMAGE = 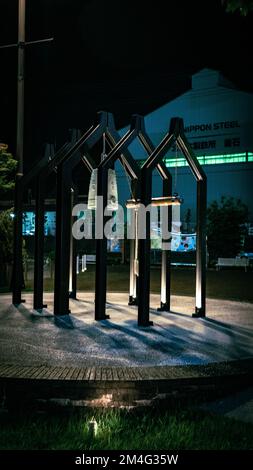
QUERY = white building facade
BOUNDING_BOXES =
[117,68,253,223]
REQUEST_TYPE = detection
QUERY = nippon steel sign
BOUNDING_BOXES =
[184,120,240,133]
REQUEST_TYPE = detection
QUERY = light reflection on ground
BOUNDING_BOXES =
[0,293,253,367]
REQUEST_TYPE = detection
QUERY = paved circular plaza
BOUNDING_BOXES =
[0,293,253,368]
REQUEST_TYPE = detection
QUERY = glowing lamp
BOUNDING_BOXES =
[126,195,183,209]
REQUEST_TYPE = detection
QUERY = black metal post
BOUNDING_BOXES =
[193,178,207,317]
[157,176,172,312]
[69,187,78,299]
[137,169,153,326]
[95,166,110,320]
[12,179,25,304]
[54,162,72,315]
[175,121,207,318]
[33,175,47,310]
[68,131,80,301]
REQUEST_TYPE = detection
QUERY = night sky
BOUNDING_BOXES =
[0,0,253,169]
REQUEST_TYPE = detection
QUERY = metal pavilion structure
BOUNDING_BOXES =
[12,111,207,326]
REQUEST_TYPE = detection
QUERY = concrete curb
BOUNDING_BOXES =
[1,359,253,408]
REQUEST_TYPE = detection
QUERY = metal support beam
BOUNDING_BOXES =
[12,179,25,304]
[94,113,141,318]
[54,162,72,315]
[137,169,153,327]
[193,178,207,317]
[68,130,80,300]
[141,118,207,319]
[128,178,139,306]
[33,176,47,310]
[136,127,173,314]
[69,187,78,299]
[95,166,110,320]
[176,123,207,318]
[157,176,172,312]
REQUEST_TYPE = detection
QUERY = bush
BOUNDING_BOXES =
[0,209,13,264]
[207,196,248,261]
[0,148,17,199]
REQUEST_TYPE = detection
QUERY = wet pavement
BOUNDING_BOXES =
[0,293,253,368]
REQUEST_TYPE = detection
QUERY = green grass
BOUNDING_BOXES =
[24,266,253,303]
[2,266,253,302]
[0,407,252,450]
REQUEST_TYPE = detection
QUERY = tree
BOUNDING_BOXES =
[222,0,253,15]
[0,145,17,286]
[0,209,14,286]
[207,196,248,261]
[0,209,13,263]
[0,146,17,198]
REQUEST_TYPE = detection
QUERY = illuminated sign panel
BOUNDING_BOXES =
[151,228,196,252]
[22,211,56,236]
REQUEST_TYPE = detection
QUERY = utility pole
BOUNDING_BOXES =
[16,0,25,177]
[0,0,53,304]
[0,0,53,176]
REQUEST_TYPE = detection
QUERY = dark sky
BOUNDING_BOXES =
[0,0,253,167]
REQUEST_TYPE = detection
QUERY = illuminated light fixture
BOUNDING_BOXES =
[125,199,142,209]
[88,417,98,437]
[81,254,87,272]
[126,195,183,209]
[87,133,118,211]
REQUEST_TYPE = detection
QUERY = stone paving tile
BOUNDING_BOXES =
[111,368,120,381]
[1,365,20,377]
[76,368,88,381]
[101,368,107,381]
[116,368,126,381]
[84,368,92,380]
[95,368,102,381]
[122,368,134,381]
[46,367,63,380]
[8,366,25,378]
[0,364,13,375]
[63,368,75,380]
[105,368,113,380]
[37,367,55,380]
[14,366,33,379]
[28,367,42,379]
[130,367,145,380]
[89,367,96,381]
[31,367,47,379]
[126,368,139,380]
[69,368,81,380]
[57,367,70,380]
[32,366,50,379]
